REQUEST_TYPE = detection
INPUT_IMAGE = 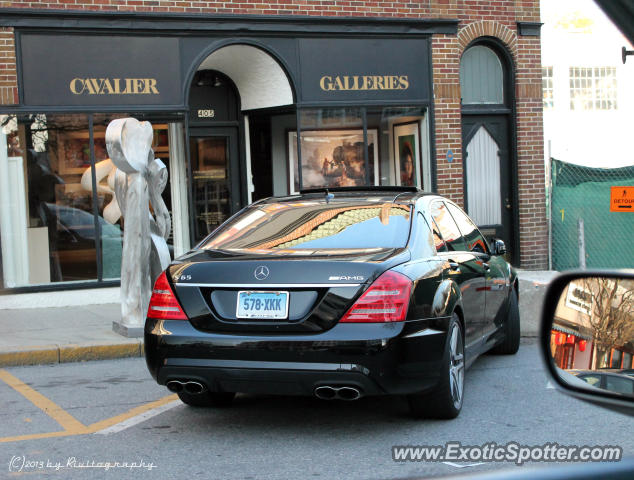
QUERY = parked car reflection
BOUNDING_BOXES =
[41,203,174,282]
[41,202,123,281]
[568,369,634,396]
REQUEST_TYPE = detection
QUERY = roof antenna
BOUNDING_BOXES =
[325,188,334,204]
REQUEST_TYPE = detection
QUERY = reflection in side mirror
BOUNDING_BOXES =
[548,275,634,399]
[492,239,506,256]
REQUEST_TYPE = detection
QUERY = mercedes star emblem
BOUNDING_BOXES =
[254,266,270,281]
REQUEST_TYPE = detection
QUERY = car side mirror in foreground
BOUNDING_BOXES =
[492,239,506,256]
[540,270,634,416]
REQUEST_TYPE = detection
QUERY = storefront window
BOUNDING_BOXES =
[0,114,97,287]
[288,107,429,195]
[88,113,127,280]
[291,108,367,193]
[611,349,623,368]
[623,352,633,369]
[0,113,184,289]
[365,106,429,189]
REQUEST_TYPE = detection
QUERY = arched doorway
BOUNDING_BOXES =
[188,70,242,243]
[460,41,517,264]
[187,44,295,242]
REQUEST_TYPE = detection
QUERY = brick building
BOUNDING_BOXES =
[0,1,546,294]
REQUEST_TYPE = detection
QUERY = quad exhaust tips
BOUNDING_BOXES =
[314,385,362,401]
[166,380,207,395]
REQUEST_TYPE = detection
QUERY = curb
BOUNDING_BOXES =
[0,340,144,367]
[518,276,554,338]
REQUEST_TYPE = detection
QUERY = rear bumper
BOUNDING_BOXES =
[145,317,450,396]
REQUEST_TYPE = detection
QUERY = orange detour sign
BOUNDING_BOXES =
[610,186,634,212]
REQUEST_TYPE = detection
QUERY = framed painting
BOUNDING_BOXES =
[57,130,107,175]
[288,129,379,194]
[393,121,422,188]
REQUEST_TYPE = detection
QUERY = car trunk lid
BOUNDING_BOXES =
[169,248,409,334]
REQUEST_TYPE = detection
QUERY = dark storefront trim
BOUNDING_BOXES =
[517,22,543,37]
[6,279,120,295]
[181,36,299,110]
[12,31,434,110]
[0,9,458,35]
[87,115,102,282]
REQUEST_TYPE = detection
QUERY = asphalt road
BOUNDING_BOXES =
[0,339,632,480]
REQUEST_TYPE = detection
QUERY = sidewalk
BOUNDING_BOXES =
[0,303,142,367]
[0,270,559,367]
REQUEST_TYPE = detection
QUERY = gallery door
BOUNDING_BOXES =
[461,115,514,259]
[189,127,241,243]
[188,69,244,243]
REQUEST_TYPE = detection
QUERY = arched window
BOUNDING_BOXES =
[460,45,504,104]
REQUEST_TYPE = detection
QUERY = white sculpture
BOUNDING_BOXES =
[106,118,171,337]
[80,158,122,224]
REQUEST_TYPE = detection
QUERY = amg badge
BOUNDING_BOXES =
[329,275,365,281]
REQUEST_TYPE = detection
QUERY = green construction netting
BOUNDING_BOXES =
[551,158,634,270]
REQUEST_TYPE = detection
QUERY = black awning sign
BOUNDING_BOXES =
[299,37,429,103]
[19,34,181,107]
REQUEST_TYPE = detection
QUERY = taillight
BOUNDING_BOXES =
[147,271,187,320]
[340,270,412,323]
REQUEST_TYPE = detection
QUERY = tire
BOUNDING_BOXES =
[177,391,235,408]
[408,313,465,419]
[491,288,520,355]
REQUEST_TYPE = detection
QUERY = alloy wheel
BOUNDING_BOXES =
[449,322,465,409]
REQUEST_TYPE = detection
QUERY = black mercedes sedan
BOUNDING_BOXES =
[145,187,519,419]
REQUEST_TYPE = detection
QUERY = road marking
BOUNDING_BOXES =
[443,462,485,468]
[87,394,179,433]
[0,367,179,443]
[0,395,179,443]
[0,369,86,433]
[546,381,555,389]
[95,399,181,434]
[0,430,78,444]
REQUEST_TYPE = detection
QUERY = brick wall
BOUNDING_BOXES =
[432,32,463,206]
[514,34,547,269]
[0,1,446,16]
[0,0,539,18]
[0,27,17,105]
[428,1,546,269]
[0,0,547,269]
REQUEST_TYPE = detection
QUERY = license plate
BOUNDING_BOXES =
[236,291,289,319]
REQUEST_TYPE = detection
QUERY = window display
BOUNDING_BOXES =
[0,113,179,289]
[288,129,379,194]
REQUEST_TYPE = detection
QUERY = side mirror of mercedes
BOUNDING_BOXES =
[492,239,507,256]
[540,270,634,416]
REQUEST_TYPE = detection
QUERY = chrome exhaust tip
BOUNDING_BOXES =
[314,386,337,400]
[166,380,184,393]
[338,386,362,401]
[314,385,363,401]
[183,381,206,395]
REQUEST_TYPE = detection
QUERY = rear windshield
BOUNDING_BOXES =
[201,201,412,253]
